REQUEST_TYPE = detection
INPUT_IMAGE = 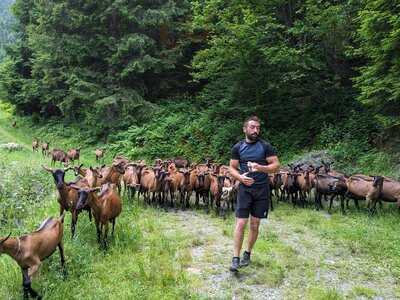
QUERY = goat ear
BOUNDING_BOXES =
[0,232,11,244]
[42,165,53,173]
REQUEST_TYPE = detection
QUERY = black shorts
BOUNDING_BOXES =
[236,184,269,219]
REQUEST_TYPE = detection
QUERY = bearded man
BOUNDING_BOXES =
[229,116,280,272]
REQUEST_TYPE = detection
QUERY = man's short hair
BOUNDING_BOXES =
[243,115,261,128]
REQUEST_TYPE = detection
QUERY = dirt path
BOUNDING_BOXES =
[164,210,399,299]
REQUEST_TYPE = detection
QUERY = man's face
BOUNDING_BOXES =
[244,120,261,141]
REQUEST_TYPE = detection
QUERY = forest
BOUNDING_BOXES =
[0,0,398,173]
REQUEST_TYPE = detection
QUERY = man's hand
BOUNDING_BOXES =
[248,162,261,172]
[240,172,254,186]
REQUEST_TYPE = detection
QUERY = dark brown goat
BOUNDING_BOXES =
[50,149,69,166]
[315,174,347,211]
[173,157,190,168]
[0,213,66,299]
[43,166,91,238]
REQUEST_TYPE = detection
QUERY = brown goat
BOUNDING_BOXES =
[50,149,69,166]
[372,177,400,211]
[296,170,312,204]
[190,164,211,209]
[66,148,80,164]
[140,167,166,204]
[173,157,190,168]
[43,166,91,238]
[178,168,192,209]
[41,142,49,157]
[123,164,141,199]
[32,139,39,152]
[315,174,346,211]
[346,175,384,212]
[167,170,185,208]
[97,162,125,192]
[73,183,122,249]
[0,213,66,299]
[210,173,226,214]
[95,149,105,162]
[74,164,103,188]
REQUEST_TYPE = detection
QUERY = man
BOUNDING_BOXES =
[229,116,280,272]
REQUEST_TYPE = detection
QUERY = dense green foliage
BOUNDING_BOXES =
[0,0,15,59]
[355,1,400,122]
[0,0,399,165]
[0,0,194,136]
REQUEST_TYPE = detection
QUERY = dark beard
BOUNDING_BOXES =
[246,133,259,142]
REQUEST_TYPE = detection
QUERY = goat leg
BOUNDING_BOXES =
[58,243,68,278]
[103,223,109,250]
[340,195,345,214]
[329,194,336,213]
[270,196,274,211]
[71,210,77,239]
[95,220,101,244]
[22,268,41,299]
[111,218,116,236]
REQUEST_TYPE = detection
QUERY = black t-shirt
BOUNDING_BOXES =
[231,138,277,187]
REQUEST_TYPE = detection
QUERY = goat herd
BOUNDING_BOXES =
[1,139,400,299]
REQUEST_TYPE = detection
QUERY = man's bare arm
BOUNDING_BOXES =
[251,156,280,174]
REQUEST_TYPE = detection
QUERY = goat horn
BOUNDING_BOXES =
[0,232,11,244]
[64,167,74,173]
[42,165,54,173]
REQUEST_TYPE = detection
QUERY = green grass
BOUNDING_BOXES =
[0,130,200,299]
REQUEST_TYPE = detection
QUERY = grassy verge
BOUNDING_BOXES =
[0,139,199,299]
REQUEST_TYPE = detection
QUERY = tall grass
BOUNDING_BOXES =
[0,145,199,300]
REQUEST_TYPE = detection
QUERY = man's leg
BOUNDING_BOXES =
[230,217,248,272]
[234,218,248,257]
[241,186,268,267]
[230,185,250,272]
[246,216,260,253]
